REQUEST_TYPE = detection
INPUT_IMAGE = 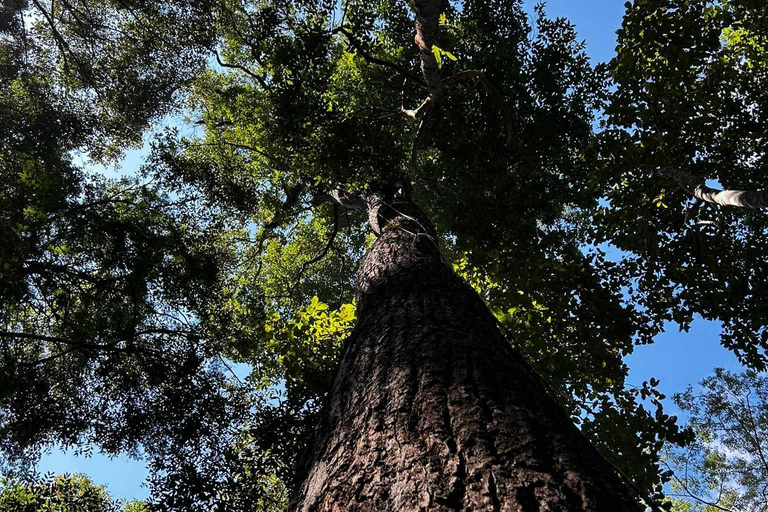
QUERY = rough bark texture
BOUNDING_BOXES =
[660,167,768,208]
[293,199,640,511]
[413,0,442,94]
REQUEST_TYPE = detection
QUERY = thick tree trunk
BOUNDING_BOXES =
[294,199,640,511]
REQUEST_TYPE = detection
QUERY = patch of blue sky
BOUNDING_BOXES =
[37,449,150,501]
[73,111,200,181]
[706,178,724,189]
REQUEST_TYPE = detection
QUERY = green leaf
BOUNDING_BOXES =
[431,45,442,68]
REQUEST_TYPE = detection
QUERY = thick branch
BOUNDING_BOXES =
[324,188,386,234]
[401,95,435,119]
[659,168,768,208]
[322,188,436,241]
[324,188,369,212]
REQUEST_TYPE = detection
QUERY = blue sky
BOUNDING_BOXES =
[37,0,744,502]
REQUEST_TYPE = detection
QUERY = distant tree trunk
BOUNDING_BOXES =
[294,198,640,511]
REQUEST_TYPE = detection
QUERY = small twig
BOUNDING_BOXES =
[292,204,340,293]
[218,354,245,385]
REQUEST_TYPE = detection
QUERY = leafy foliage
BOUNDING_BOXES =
[0,473,147,512]
[601,0,768,369]
[1,4,267,505]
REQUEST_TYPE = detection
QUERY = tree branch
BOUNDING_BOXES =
[659,168,768,208]
[0,329,185,353]
[323,187,369,211]
[401,95,434,119]
[661,460,737,512]
[293,204,340,292]
[212,50,270,90]
[243,181,307,279]
[30,0,97,89]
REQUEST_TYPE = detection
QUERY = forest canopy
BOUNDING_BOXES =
[0,0,766,510]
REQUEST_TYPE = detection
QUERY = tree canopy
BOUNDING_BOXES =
[0,473,148,512]
[666,368,768,512]
[1,0,766,509]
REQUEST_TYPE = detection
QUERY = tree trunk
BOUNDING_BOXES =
[293,199,640,511]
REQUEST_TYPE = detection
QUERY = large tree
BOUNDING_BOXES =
[1,0,766,510]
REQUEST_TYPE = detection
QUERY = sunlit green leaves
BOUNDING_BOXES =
[265,298,355,394]
[6,0,762,508]
[0,474,147,512]
[430,44,457,68]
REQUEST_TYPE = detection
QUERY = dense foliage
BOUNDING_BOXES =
[0,473,147,512]
[602,0,768,368]
[0,0,766,509]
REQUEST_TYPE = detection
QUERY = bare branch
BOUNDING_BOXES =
[323,188,369,211]
[401,95,435,119]
[659,168,768,208]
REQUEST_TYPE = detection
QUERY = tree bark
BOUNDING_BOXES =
[293,198,640,511]
[413,0,442,94]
